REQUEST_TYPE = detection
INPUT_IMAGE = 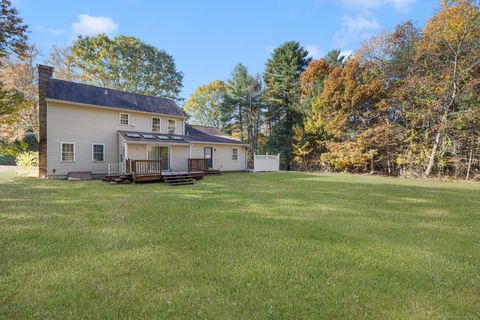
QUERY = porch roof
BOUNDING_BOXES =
[119,129,248,146]
[118,131,191,144]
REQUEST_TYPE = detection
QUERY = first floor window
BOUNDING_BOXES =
[152,117,161,132]
[61,143,75,162]
[92,144,105,162]
[168,119,176,134]
[232,148,238,161]
[120,113,129,125]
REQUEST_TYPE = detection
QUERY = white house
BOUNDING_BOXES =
[37,65,248,180]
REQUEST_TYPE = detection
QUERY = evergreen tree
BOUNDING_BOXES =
[263,41,310,169]
[224,64,264,155]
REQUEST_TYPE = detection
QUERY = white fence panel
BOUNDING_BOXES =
[253,153,280,172]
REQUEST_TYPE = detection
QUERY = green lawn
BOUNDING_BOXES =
[1,171,479,319]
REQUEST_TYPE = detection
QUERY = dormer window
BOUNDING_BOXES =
[168,119,176,134]
[152,117,161,132]
[120,113,129,126]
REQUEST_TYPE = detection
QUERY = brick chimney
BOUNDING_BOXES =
[37,65,54,178]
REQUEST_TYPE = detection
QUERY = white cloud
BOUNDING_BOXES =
[339,0,415,12]
[334,15,380,48]
[72,14,118,37]
[388,0,416,11]
[305,45,323,59]
[339,49,354,59]
[343,15,380,30]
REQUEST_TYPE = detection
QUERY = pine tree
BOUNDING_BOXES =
[263,41,310,169]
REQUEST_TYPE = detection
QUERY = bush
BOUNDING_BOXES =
[0,155,16,165]
[16,151,39,176]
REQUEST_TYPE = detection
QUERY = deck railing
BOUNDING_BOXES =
[188,158,209,173]
[126,159,165,176]
[107,163,120,176]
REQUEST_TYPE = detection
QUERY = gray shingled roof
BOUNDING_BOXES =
[46,79,184,117]
[185,125,246,145]
[186,125,224,136]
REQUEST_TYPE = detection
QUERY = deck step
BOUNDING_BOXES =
[163,173,196,186]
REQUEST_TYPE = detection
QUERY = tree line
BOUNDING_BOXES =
[1,0,479,180]
[185,0,480,179]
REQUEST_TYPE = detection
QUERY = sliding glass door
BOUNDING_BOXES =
[148,146,169,170]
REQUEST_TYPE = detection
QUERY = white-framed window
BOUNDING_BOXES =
[61,142,75,162]
[92,143,105,162]
[151,117,161,132]
[119,113,130,126]
[168,119,176,134]
[232,147,238,161]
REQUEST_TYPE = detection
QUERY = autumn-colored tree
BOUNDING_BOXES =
[416,0,480,176]
[292,56,333,169]
[0,0,31,159]
[0,45,39,143]
[184,80,228,128]
[300,58,331,99]
[317,59,400,172]
[46,46,87,83]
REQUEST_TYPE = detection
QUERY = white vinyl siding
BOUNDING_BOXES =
[46,101,185,176]
[92,143,105,162]
[61,142,75,162]
[190,144,246,171]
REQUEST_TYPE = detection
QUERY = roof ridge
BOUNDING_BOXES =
[49,78,176,103]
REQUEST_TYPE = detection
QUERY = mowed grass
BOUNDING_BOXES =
[0,171,479,319]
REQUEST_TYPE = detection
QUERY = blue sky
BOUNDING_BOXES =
[16,0,439,100]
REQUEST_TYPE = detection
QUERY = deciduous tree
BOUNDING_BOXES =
[69,34,183,99]
[184,80,227,128]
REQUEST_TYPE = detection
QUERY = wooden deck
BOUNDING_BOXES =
[104,158,213,184]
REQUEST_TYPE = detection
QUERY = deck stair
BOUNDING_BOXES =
[163,173,196,186]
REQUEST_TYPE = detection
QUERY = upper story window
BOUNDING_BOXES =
[120,113,129,126]
[168,119,176,134]
[92,144,105,162]
[61,142,75,162]
[152,117,161,132]
[232,147,238,161]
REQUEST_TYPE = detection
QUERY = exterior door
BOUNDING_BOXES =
[204,147,213,168]
[148,146,169,170]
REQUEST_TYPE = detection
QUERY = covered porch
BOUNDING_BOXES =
[105,131,219,183]
[108,134,213,183]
